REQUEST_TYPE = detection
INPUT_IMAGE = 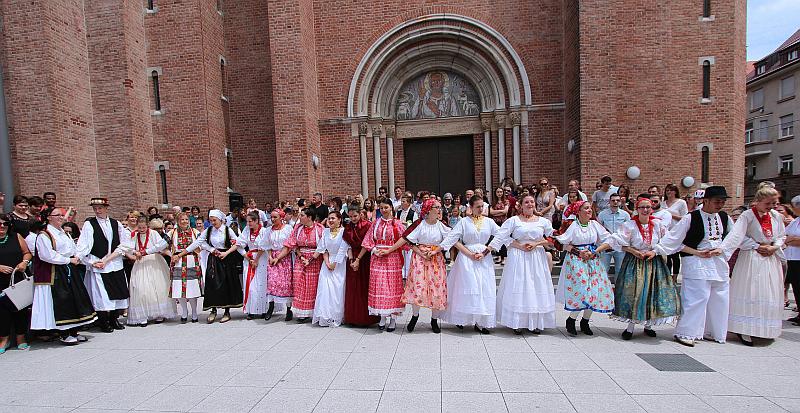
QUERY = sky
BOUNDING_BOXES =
[747,0,800,61]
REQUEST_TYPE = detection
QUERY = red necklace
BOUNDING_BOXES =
[136,230,149,254]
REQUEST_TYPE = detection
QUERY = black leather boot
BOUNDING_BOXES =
[265,302,275,320]
[580,318,593,335]
[431,318,441,334]
[284,307,293,322]
[565,317,577,336]
[406,315,419,332]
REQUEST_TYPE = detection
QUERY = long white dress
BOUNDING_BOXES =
[489,216,556,330]
[439,216,499,328]
[237,226,270,315]
[126,230,176,325]
[720,208,786,339]
[312,227,349,327]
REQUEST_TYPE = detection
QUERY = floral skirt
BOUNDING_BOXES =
[267,250,293,304]
[612,254,680,325]
[401,246,447,311]
[556,253,614,313]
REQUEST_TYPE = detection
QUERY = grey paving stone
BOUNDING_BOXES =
[249,388,324,413]
[504,392,576,412]
[377,391,441,413]
[494,369,561,393]
[312,389,382,413]
[329,368,389,390]
[630,394,713,413]
[384,368,442,391]
[441,368,500,392]
[441,391,507,413]
[699,395,788,413]
[188,385,269,413]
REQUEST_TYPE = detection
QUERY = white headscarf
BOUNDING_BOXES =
[209,209,226,222]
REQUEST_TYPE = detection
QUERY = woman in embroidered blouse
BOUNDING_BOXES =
[608,196,680,340]
[176,209,242,323]
[719,185,786,345]
[123,215,174,327]
[439,195,499,334]
[360,198,406,332]
[265,209,294,321]
[311,211,349,327]
[487,194,556,334]
[283,208,324,323]
[554,200,614,336]
[490,187,510,265]
[168,213,202,323]
[30,208,96,345]
[237,211,270,320]
[383,198,450,333]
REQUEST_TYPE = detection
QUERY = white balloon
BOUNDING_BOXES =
[682,176,695,188]
[626,166,641,180]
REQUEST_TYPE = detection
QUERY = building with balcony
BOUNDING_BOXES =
[745,29,800,202]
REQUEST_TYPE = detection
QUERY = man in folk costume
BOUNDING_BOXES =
[654,186,733,347]
[75,197,130,333]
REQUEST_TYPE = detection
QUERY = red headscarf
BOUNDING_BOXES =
[271,208,286,230]
[634,196,655,245]
[564,200,586,220]
[402,199,444,239]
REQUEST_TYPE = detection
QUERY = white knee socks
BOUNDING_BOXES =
[569,309,593,320]
[626,322,635,333]
[412,305,420,316]
[189,298,198,319]
[179,299,188,318]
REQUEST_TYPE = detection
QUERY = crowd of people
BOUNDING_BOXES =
[0,174,798,353]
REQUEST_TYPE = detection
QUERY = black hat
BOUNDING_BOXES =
[702,186,730,199]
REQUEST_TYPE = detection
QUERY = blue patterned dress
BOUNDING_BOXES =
[554,220,614,313]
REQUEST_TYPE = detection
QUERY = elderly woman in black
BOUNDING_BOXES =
[0,213,33,353]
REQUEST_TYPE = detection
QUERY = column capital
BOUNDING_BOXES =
[481,116,493,132]
[371,124,383,138]
[509,112,522,126]
[384,124,396,138]
[494,114,507,128]
[358,122,368,136]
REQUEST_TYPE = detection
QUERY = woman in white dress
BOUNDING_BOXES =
[124,216,175,327]
[663,183,688,280]
[439,194,499,333]
[169,213,203,323]
[237,211,269,320]
[555,200,614,336]
[487,194,556,334]
[719,185,785,345]
[311,211,349,327]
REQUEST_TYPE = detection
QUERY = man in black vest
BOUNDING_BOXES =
[76,197,130,333]
[654,186,734,347]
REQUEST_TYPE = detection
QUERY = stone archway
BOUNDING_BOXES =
[348,14,531,196]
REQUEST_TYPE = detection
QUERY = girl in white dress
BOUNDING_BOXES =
[488,194,556,334]
[168,213,202,323]
[439,195,499,333]
[555,201,614,336]
[237,211,270,319]
[311,211,349,327]
[124,216,175,326]
[720,185,786,345]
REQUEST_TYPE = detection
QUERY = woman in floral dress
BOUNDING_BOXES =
[265,209,294,320]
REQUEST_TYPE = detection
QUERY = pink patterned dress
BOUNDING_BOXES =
[401,220,450,311]
[265,224,294,305]
[284,222,324,317]
[362,217,406,316]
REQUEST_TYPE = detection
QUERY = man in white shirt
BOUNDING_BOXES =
[557,179,588,208]
[391,186,404,210]
[649,194,673,225]
[654,186,734,347]
[75,197,130,333]
[591,175,619,216]
[597,193,630,275]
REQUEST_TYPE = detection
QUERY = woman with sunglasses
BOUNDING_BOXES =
[0,213,33,353]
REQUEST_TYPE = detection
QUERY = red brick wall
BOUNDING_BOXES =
[1,0,100,219]
[86,0,158,216]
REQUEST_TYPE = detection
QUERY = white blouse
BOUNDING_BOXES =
[609,219,668,252]
[785,217,800,261]
[441,216,499,251]
[186,225,238,252]
[236,226,268,253]
[489,216,554,251]
[263,225,293,251]
[315,228,350,264]
[36,224,75,265]
[405,220,451,245]
[122,229,168,255]
[555,220,609,246]
[720,208,786,261]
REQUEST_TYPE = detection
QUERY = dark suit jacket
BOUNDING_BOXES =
[395,208,416,223]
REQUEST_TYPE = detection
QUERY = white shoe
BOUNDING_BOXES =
[59,336,79,346]
[674,336,695,347]
[73,334,89,343]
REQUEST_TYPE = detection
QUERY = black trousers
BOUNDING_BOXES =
[787,260,800,309]
[666,253,681,275]
[0,306,29,337]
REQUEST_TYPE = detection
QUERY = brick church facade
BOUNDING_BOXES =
[1,0,746,217]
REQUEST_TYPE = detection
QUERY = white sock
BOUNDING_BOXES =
[569,311,580,319]
[644,321,652,329]
[179,299,188,318]
[388,317,396,329]
[412,305,420,316]
[626,322,635,333]
[189,298,198,319]
[583,309,593,319]
[379,317,386,327]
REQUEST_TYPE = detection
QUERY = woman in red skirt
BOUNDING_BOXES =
[343,203,380,326]
[283,209,324,323]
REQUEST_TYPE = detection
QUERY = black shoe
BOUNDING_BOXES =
[297,317,310,324]
[284,308,293,322]
[622,330,633,340]
[112,318,126,330]
[565,318,577,336]
[787,316,800,323]
[407,315,419,332]
[737,334,754,347]
[379,323,386,331]
[644,328,657,338]
[456,325,464,330]
[531,328,542,335]
[152,318,164,324]
[247,314,254,320]
[191,318,198,323]
[181,317,188,324]
[513,328,523,335]
[265,302,275,320]
[431,319,441,334]
[580,319,593,335]
[99,325,114,333]
[474,325,490,335]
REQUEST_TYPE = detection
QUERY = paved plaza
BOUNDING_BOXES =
[1,288,799,413]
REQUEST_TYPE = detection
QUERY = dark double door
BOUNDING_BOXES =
[403,135,474,196]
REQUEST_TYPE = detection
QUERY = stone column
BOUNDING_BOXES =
[510,112,522,184]
[481,116,493,194]
[358,122,369,197]
[372,124,383,195]
[385,124,396,195]
[495,114,507,184]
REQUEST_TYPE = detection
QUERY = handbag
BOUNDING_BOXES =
[0,269,34,312]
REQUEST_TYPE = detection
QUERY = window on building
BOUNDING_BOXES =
[780,114,794,138]
[703,0,711,17]
[758,119,769,141]
[151,70,161,111]
[780,155,794,175]
[751,88,764,110]
[745,122,753,144]
[746,162,756,179]
[216,0,223,12]
[147,0,154,11]
[781,76,795,99]
[225,148,234,191]
[701,146,710,183]
[789,50,799,61]
[757,64,766,75]
[220,59,227,98]
[157,164,168,204]
[702,60,711,99]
